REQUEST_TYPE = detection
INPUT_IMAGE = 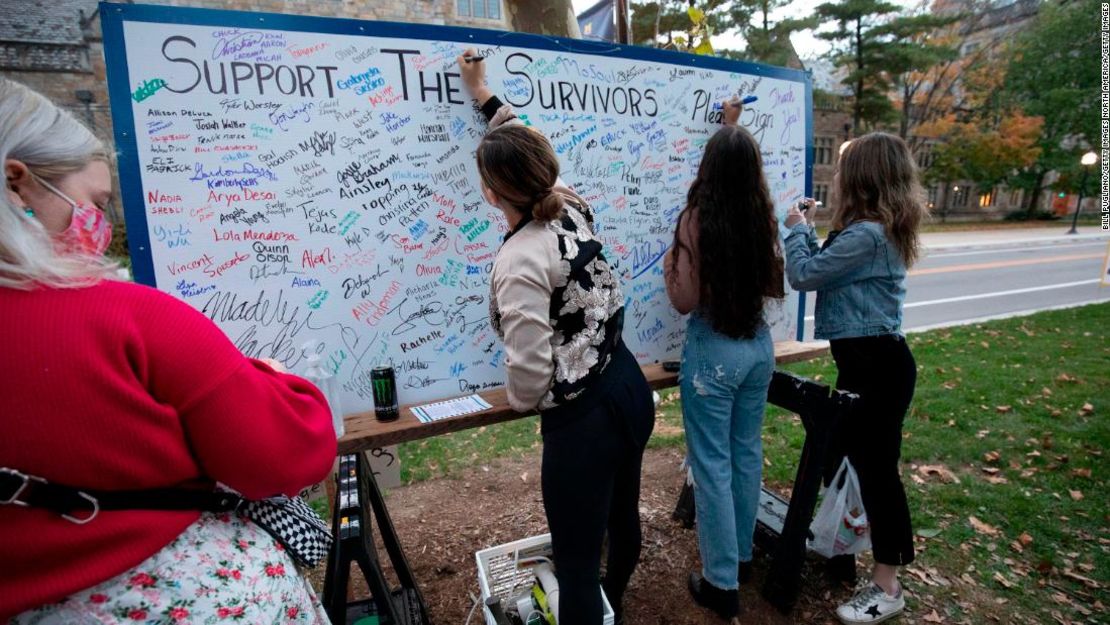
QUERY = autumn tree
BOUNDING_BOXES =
[998,0,1100,216]
[921,111,1042,221]
[893,0,1010,147]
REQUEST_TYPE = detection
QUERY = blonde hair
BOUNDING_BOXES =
[833,132,929,267]
[0,78,117,289]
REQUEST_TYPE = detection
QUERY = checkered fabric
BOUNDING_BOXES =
[242,496,332,568]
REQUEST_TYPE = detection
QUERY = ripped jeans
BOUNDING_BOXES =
[680,314,774,590]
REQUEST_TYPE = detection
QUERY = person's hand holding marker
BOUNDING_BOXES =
[457,47,493,105]
[785,198,818,228]
[722,96,742,125]
[721,93,757,125]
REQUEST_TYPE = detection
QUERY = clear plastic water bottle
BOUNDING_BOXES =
[302,341,344,438]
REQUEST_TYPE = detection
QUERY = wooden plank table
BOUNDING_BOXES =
[338,340,828,453]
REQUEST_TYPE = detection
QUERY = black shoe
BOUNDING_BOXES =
[738,560,753,584]
[688,572,739,619]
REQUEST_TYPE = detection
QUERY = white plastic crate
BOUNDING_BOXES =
[475,533,615,625]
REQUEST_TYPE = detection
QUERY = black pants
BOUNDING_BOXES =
[541,343,655,625]
[829,334,917,566]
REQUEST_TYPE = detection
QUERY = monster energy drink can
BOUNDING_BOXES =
[371,366,400,422]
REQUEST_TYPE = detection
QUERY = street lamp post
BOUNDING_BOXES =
[1068,151,1099,235]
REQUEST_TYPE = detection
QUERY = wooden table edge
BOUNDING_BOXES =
[338,340,829,453]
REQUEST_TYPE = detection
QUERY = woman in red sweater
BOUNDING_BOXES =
[0,79,337,622]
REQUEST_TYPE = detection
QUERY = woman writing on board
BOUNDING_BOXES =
[664,100,786,620]
[783,133,924,625]
[0,78,337,623]
[457,50,655,625]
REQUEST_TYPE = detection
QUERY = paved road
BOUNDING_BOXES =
[796,227,1110,340]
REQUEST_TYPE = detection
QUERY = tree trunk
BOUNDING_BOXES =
[505,0,582,37]
[654,0,664,45]
[940,181,950,223]
[854,17,863,134]
[900,81,910,139]
[1025,170,1047,218]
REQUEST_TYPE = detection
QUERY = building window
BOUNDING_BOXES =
[1009,188,1022,206]
[815,136,834,165]
[926,185,938,208]
[952,186,969,208]
[917,145,934,168]
[979,187,996,207]
[814,184,829,206]
[458,0,501,19]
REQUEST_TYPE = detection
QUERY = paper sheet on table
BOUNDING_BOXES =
[411,394,493,423]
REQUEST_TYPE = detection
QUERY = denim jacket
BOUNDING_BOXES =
[783,220,906,340]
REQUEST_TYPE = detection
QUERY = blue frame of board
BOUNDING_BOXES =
[98,1,813,339]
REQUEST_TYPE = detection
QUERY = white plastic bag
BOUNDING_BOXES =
[809,457,871,558]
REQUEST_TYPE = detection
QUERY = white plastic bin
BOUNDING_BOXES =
[475,533,615,625]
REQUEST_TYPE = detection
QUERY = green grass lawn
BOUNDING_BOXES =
[398,303,1109,621]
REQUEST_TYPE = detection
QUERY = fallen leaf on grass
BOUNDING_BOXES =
[996,405,1012,413]
[1056,373,1076,383]
[992,571,1015,588]
[1071,468,1092,479]
[981,466,1000,475]
[985,475,1009,485]
[1079,402,1094,415]
[923,609,944,623]
[969,516,1000,536]
[1068,490,1083,501]
[984,450,1001,463]
[1019,532,1033,546]
[976,429,991,439]
[918,464,961,484]
[917,528,943,538]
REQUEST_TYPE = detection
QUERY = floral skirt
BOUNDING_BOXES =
[11,512,331,625]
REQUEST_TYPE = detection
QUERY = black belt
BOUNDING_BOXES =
[0,468,241,525]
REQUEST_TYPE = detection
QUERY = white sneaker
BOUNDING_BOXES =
[835,583,905,624]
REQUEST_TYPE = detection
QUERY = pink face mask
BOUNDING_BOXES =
[33,175,112,257]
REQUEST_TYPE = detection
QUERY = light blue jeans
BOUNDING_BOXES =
[680,314,774,590]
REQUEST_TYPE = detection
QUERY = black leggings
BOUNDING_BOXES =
[829,334,917,566]
[541,344,655,625]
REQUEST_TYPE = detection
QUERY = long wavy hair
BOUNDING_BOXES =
[672,125,784,339]
[0,78,116,289]
[832,132,927,267]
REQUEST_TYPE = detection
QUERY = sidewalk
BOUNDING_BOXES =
[921,225,1110,250]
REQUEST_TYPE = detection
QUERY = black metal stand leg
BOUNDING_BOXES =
[322,454,429,625]
[363,460,424,594]
[762,388,855,613]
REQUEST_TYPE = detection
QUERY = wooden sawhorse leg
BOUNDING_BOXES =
[323,453,430,625]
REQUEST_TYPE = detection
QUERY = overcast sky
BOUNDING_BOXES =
[570,0,919,59]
